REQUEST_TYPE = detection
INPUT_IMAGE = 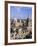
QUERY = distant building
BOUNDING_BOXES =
[27,19,32,31]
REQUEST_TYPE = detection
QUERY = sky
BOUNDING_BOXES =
[10,6,32,19]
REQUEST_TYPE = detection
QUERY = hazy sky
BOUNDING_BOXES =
[10,6,32,19]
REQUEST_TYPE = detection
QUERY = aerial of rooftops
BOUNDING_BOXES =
[10,6,32,39]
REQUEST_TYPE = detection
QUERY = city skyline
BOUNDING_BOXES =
[10,6,32,19]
